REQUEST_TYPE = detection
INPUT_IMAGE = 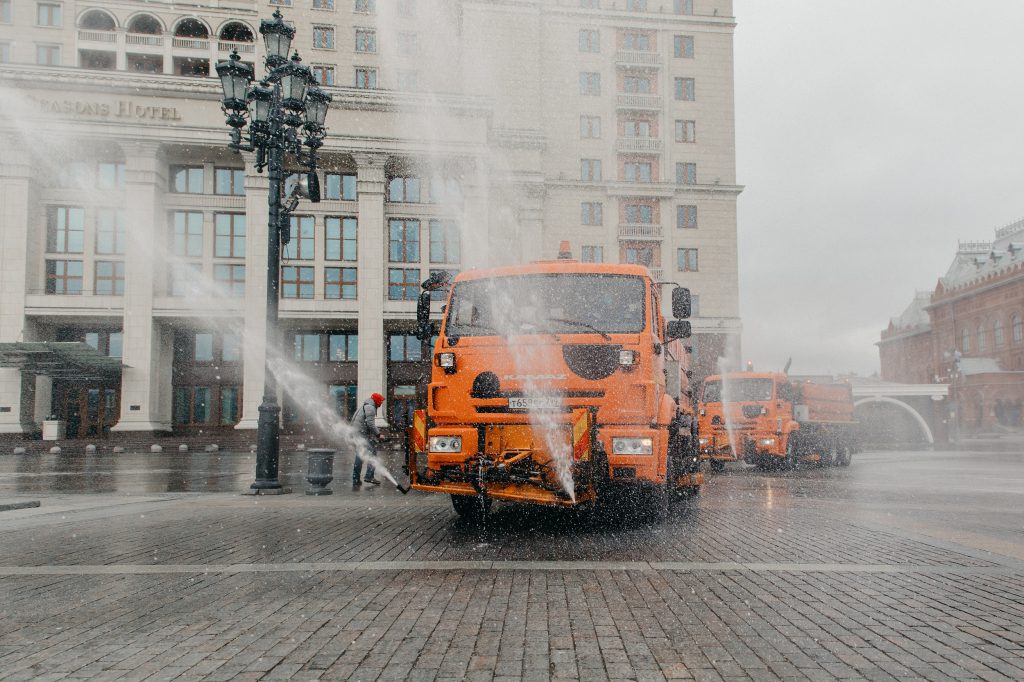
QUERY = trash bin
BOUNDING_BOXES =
[42,420,65,441]
[305,448,335,495]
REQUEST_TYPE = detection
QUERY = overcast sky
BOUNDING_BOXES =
[733,0,1024,377]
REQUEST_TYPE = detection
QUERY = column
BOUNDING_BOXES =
[0,139,36,433]
[459,157,491,270]
[162,33,174,75]
[112,142,172,433]
[354,154,388,423]
[236,154,268,429]
[513,181,545,264]
[115,29,126,71]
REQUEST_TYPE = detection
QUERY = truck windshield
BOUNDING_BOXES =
[703,378,775,402]
[445,273,646,337]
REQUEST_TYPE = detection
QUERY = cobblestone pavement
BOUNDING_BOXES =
[0,450,1022,680]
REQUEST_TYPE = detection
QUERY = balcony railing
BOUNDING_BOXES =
[173,37,210,50]
[77,29,116,43]
[616,137,663,154]
[218,41,256,53]
[618,223,664,240]
[616,94,662,110]
[649,268,664,282]
[126,33,164,46]
[615,50,662,67]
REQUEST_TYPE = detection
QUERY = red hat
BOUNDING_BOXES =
[370,393,384,407]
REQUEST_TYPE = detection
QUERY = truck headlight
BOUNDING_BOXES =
[612,437,653,454]
[618,350,636,366]
[429,435,462,453]
[758,437,776,446]
[698,437,709,446]
[438,352,456,369]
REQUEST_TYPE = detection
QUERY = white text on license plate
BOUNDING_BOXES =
[508,397,561,410]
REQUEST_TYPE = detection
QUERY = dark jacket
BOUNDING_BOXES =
[350,398,380,439]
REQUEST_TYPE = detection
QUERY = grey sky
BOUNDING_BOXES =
[734,0,1024,377]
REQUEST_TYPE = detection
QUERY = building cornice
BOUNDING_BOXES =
[877,325,932,346]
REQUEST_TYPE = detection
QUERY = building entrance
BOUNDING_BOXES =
[55,383,120,439]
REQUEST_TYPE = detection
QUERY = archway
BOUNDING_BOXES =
[854,396,934,444]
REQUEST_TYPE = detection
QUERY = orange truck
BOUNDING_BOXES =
[698,372,856,470]
[404,252,703,519]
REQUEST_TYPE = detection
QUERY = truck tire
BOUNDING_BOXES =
[451,494,491,521]
[784,437,800,471]
[836,445,853,467]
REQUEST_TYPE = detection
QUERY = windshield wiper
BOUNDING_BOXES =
[545,318,612,341]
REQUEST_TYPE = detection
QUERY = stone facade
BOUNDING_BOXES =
[0,0,741,438]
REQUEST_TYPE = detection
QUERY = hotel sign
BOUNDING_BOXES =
[26,96,183,121]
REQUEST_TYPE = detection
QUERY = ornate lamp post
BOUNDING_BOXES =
[215,10,332,493]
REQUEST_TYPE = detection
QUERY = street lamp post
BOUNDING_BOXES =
[215,10,332,493]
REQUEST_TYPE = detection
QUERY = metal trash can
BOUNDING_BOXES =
[305,448,335,495]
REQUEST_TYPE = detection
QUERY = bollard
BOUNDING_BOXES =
[13,447,26,455]
[85,444,97,454]
[305,448,335,496]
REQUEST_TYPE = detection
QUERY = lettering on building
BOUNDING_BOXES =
[26,96,182,121]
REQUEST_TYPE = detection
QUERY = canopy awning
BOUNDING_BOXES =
[0,342,125,380]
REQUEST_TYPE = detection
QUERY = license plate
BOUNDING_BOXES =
[508,396,562,410]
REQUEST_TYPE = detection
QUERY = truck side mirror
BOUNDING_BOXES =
[415,291,432,341]
[666,320,691,340]
[672,287,691,319]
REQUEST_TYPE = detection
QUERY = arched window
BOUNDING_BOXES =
[174,18,209,39]
[994,319,1005,349]
[219,22,254,43]
[961,327,971,353]
[127,14,162,34]
[1014,315,1023,344]
[78,9,116,31]
[977,324,987,354]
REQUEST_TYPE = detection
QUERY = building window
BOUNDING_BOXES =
[396,70,420,91]
[170,165,204,194]
[676,162,697,185]
[294,334,321,362]
[581,159,602,182]
[579,29,599,53]
[960,327,970,353]
[45,260,83,294]
[579,72,601,96]
[677,205,697,229]
[313,26,335,49]
[675,77,695,101]
[429,219,460,264]
[625,247,653,266]
[388,176,421,202]
[995,319,1005,349]
[172,211,204,257]
[388,268,420,300]
[677,248,698,272]
[325,266,357,299]
[355,28,376,52]
[581,202,603,225]
[281,265,315,299]
[36,44,60,65]
[581,245,604,263]
[94,261,125,296]
[329,333,358,361]
[313,0,334,8]
[1,0,11,23]
[580,115,601,138]
[675,119,696,143]
[674,35,695,58]
[622,31,650,51]
[1013,315,1023,344]
[429,268,458,301]
[580,0,599,7]
[675,0,693,15]
[397,0,414,15]
[269,0,291,5]
[37,2,61,27]
[173,386,212,425]
[222,333,241,362]
[625,204,653,224]
[214,213,246,257]
[355,67,377,88]
[0,43,10,63]
[285,215,315,260]
[47,206,85,253]
[624,161,652,183]
[96,209,125,255]
[213,264,245,296]
[623,75,652,94]
[312,64,335,85]
[355,0,375,12]
[389,218,420,262]
[170,263,201,297]
[325,173,357,200]
[214,168,245,195]
[623,120,651,138]
[397,32,418,57]
[428,176,462,204]
[325,216,357,260]
[97,162,125,190]
[977,325,987,354]
[626,0,647,10]
[389,334,422,361]
[220,387,240,425]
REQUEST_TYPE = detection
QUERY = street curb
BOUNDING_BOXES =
[0,500,41,512]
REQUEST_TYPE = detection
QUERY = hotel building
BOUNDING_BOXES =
[0,0,741,439]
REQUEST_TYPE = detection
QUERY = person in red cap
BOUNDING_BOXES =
[351,392,385,487]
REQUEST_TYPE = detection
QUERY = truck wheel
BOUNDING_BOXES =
[784,439,800,471]
[837,445,853,467]
[451,494,491,521]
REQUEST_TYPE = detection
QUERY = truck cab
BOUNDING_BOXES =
[698,372,790,469]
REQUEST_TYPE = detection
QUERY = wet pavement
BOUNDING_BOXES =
[0,449,1022,680]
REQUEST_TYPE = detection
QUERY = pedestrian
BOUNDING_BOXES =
[352,392,385,487]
